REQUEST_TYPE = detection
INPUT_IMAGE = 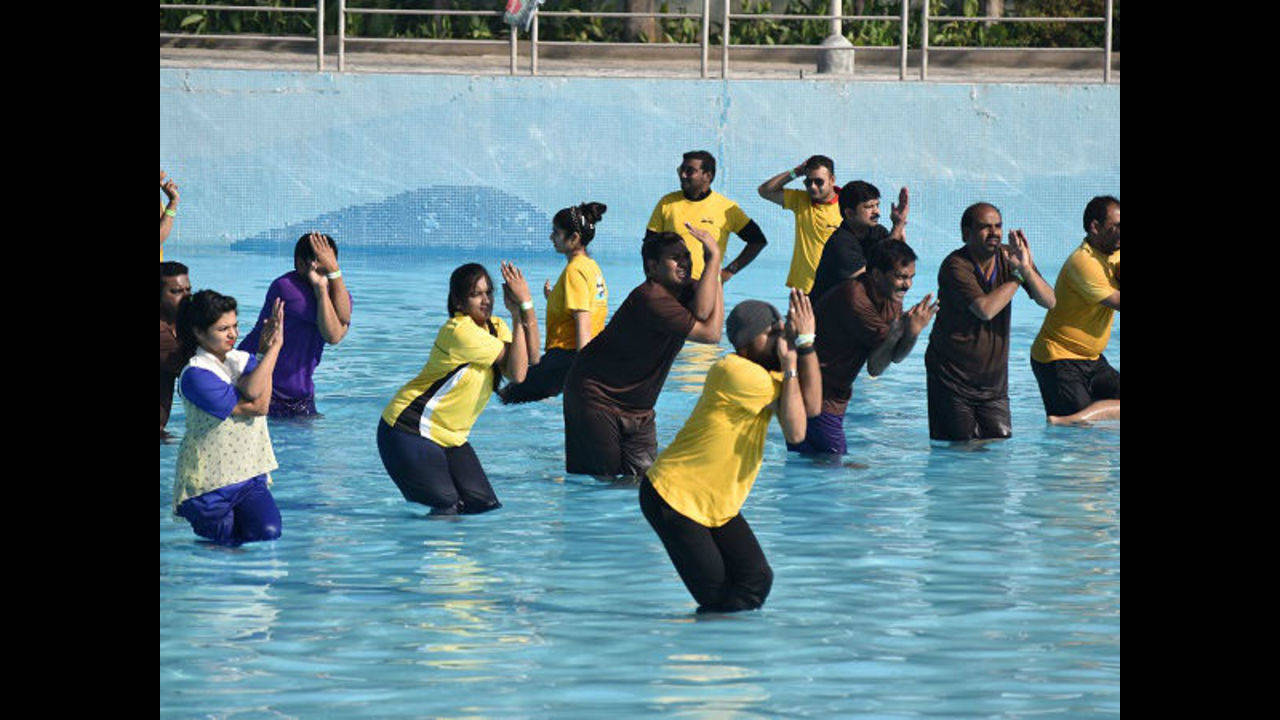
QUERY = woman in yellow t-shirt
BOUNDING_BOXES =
[499,202,610,405]
[377,261,539,515]
[640,289,821,613]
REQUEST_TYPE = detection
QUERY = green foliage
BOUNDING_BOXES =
[159,0,1118,50]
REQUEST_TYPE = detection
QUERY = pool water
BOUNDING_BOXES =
[160,242,1118,718]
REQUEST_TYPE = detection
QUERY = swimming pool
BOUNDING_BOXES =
[160,241,1118,718]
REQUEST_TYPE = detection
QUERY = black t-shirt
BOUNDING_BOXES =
[808,221,891,303]
[566,280,697,412]
[924,247,1013,400]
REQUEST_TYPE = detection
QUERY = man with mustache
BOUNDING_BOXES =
[646,150,769,283]
[808,180,910,304]
[755,155,844,293]
[924,202,1054,443]
[789,241,937,455]
[1029,196,1121,426]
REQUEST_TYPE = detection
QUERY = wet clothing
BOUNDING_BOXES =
[545,254,608,351]
[376,419,501,514]
[173,348,281,545]
[160,317,184,437]
[785,411,847,455]
[498,348,577,405]
[562,280,697,476]
[646,189,754,280]
[812,273,902,417]
[641,353,782,612]
[924,247,1017,441]
[782,188,843,292]
[808,220,891,304]
[239,271,353,417]
[1030,355,1120,417]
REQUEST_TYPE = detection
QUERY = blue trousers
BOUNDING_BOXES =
[176,475,282,546]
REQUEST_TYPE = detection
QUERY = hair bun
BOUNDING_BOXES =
[581,202,607,224]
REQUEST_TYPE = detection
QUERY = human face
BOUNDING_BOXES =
[803,166,835,203]
[872,261,916,304]
[677,158,713,197]
[844,198,881,230]
[646,242,693,290]
[194,311,238,360]
[457,275,494,324]
[550,225,580,255]
[740,323,783,371]
[1089,203,1120,255]
[963,205,1003,258]
[160,273,191,318]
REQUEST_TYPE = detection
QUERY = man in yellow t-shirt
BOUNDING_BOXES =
[640,289,821,614]
[646,150,769,283]
[1030,196,1121,425]
[756,155,844,292]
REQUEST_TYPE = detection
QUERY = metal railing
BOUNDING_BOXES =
[159,1,1119,82]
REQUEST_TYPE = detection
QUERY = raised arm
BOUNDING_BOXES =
[720,220,768,283]
[788,288,822,418]
[233,298,284,416]
[160,168,179,248]
[757,162,805,207]
[865,315,907,378]
[887,186,909,242]
[305,233,353,344]
[1007,229,1055,310]
[684,223,725,343]
[498,261,535,381]
[891,293,938,364]
[773,318,807,445]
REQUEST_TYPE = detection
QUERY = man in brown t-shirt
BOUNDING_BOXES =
[160,261,192,441]
[789,241,937,454]
[924,202,1055,442]
[562,225,725,481]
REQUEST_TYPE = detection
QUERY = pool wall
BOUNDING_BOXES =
[160,68,1118,269]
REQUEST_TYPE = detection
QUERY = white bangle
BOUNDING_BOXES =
[326,269,342,280]
[520,300,534,311]
[795,333,816,348]
[783,368,799,380]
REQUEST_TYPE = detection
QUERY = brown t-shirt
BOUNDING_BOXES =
[814,274,901,416]
[567,279,697,412]
[160,317,184,432]
[924,247,1012,400]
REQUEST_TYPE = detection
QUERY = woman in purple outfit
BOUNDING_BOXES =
[239,232,353,417]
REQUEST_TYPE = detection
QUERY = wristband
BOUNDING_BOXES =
[796,344,816,356]
[783,368,799,380]
[326,269,342,280]
[1010,268,1025,284]
[787,169,797,181]
[520,300,534,311]
[164,209,177,218]
[795,333,816,347]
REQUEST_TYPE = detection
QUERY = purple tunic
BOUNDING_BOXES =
[239,271,352,416]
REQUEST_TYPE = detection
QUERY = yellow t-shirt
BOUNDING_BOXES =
[381,314,512,447]
[783,189,843,292]
[646,190,751,280]
[1031,241,1120,362]
[545,254,608,351]
[648,353,783,528]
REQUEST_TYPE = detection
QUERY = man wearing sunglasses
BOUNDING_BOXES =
[757,155,844,293]
[646,150,769,283]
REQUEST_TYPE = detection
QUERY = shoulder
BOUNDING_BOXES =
[657,191,684,206]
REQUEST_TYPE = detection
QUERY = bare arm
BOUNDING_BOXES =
[1098,291,1120,311]
[232,298,284,416]
[720,221,768,283]
[890,293,938,365]
[573,310,593,350]
[887,186,909,241]
[160,169,179,248]
[685,222,723,323]
[500,261,534,381]
[772,320,807,444]
[305,233,353,344]
[865,316,907,378]
[787,288,822,418]
[757,162,804,207]
[1007,229,1055,310]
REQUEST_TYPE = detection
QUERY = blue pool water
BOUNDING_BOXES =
[160,242,1118,718]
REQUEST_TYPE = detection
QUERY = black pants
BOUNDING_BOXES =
[376,419,502,515]
[639,477,773,613]
[499,348,576,404]
[1030,355,1120,416]
[926,372,1012,442]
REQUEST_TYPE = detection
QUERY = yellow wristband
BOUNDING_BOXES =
[164,209,177,218]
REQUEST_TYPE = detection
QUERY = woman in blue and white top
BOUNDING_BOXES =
[173,289,286,546]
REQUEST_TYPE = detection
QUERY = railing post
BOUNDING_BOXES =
[919,0,928,81]
[316,0,325,71]
[701,0,710,78]
[900,0,908,80]
[338,0,345,72]
[510,26,518,75]
[532,13,539,75]
[1103,0,1113,83]
[721,0,730,78]
[830,0,842,38]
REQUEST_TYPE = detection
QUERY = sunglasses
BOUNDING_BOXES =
[802,178,826,187]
